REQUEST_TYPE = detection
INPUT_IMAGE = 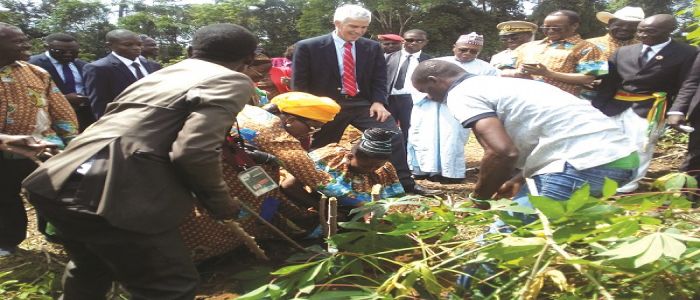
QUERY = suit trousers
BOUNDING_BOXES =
[0,156,37,249]
[310,102,415,189]
[681,119,700,181]
[28,180,199,300]
[387,94,413,146]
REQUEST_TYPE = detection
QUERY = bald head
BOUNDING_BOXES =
[412,60,466,102]
[413,60,465,84]
[637,14,676,46]
[0,23,31,66]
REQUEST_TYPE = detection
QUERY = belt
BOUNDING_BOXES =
[613,90,665,102]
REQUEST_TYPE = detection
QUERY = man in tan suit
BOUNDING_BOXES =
[23,24,257,299]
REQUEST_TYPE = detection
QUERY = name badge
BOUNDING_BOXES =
[238,165,278,197]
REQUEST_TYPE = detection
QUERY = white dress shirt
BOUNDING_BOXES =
[111,51,149,79]
[640,38,672,64]
[46,51,84,94]
[391,49,422,95]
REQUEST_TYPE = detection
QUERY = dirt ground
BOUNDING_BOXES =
[0,134,690,299]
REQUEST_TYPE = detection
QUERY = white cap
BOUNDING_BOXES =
[596,6,645,24]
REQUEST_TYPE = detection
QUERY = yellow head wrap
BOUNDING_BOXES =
[270,92,341,123]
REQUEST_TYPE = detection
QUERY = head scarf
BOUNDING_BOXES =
[271,92,341,123]
[456,32,484,46]
[358,128,396,159]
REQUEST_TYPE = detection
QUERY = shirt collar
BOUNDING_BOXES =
[643,38,672,53]
[45,51,62,65]
[542,34,583,45]
[332,31,354,47]
[112,51,140,66]
[401,49,421,57]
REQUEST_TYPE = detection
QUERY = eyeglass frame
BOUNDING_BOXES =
[403,38,426,44]
[539,26,565,33]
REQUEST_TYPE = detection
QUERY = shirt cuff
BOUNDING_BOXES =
[667,111,685,116]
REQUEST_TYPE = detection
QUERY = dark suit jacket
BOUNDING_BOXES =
[143,58,163,72]
[593,41,698,117]
[669,51,700,122]
[84,53,156,118]
[385,51,432,92]
[23,59,253,234]
[292,34,388,105]
[28,53,88,95]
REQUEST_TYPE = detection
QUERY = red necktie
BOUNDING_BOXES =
[342,42,357,96]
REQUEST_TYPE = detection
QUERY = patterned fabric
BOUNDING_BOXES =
[180,105,346,261]
[310,144,405,206]
[587,34,639,60]
[0,61,78,148]
[512,34,608,96]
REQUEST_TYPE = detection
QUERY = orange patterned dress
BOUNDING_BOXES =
[0,61,78,148]
[180,105,347,261]
[512,34,608,96]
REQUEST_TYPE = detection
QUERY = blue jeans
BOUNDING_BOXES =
[505,162,635,225]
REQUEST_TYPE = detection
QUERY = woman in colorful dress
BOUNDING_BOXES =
[180,92,349,261]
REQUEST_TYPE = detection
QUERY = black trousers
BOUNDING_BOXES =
[0,156,37,249]
[310,102,415,189]
[387,94,414,146]
[681,120,700,181]
[28,185,199,300]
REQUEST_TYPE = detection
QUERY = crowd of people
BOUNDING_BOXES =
[1,2,700,298]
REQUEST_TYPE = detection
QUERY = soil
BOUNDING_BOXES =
[0,134,690,299]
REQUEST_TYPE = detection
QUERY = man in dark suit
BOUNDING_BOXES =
[293,4,435,195]
[29,33,94,131]
[385,29,431,145]
[23,23,256,299]
[84,29,156,119]
[592,14,698,191]
[668,51,700,180]
[139,34,163,72]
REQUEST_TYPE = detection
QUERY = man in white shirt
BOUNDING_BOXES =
[408,33,498,184]
[83,29,157,118]
[385,29,431,146]
[412,60,637,214]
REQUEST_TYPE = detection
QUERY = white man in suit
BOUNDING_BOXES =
[23,24,256,299]
[29,33,94,131]
[593,14,699,192]
[292,4,438,195]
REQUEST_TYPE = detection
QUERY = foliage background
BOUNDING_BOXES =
[0,0,696,62]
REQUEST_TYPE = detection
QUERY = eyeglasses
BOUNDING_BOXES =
[540,27,565,33]
[456,48,480,54]
[500,34,524,41]
[404,38,425,43]
[49,48,79,55]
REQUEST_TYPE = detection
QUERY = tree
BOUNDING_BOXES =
[530,0,608,39]
[118,0,189,61]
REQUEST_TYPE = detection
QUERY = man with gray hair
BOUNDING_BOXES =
[292,4,436,195]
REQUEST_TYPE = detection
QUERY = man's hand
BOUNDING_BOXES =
[494,174,524,199]
[369,102,391,122]
[64,93,89,106]
[667,114,687,131]
[520,63,549,77]
[0,134,58,162]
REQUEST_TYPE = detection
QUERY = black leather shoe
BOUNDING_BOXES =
[407,184,442,196]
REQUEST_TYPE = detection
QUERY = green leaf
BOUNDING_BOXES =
[634,234,663,267]
[485,237,546,265]
[487,199,536,214]
[231,266,273,280]
[236,284,269,300]
[308,290,375,300]
[566,184,590,213]
[599,234,655,259]
[271,261,319,276]
[530,196,565,220]
[660,233,686,260]
[601,178,618,199]
[665,173,688,190]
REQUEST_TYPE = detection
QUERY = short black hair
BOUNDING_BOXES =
[412,59,466,85]
[191,23,257,62]
[0,22,21,37]
[45,33,76,43]
[404,29,427,37]
[548,10,580,25]
[105,29,138,43]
